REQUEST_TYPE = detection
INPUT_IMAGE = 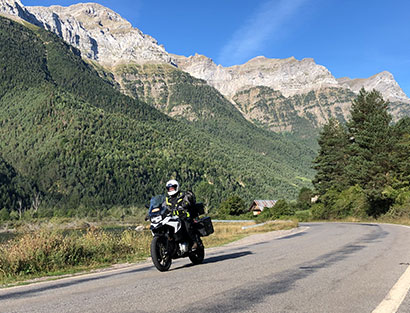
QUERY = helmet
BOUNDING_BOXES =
[166,179,179,196]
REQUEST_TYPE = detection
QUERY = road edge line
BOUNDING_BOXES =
[372,264,410,313]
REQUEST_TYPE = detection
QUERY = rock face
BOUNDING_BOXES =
[174,54,342,98]
[337,71,410,104]
[232,86,356,136]
[1,0,174,66]
[0,0,41,23]
[175,54,410,105]
[174,53,410,132]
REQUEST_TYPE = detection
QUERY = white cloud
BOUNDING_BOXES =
[217,0,309,66]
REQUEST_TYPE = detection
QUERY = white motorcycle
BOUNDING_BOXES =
[147,195,213,271]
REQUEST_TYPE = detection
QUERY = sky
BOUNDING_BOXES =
[22,0,410,97]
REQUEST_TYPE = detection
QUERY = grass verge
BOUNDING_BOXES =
[0,220,297,287]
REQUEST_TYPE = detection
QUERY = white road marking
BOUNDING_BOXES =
[372,265,410,313]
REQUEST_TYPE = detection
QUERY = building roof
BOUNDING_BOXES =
[250,200,277,211]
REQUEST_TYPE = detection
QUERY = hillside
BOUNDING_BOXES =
[0,16,315,214]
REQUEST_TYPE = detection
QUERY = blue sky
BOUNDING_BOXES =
[23,0,410,97]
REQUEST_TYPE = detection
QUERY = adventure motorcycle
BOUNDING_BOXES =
[147,195,214,271]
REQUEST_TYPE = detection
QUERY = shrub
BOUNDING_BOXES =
[217,196,247,217]
[294,210,311,222]
[0,208,10,221]
[310,186,369,219]
[332,185,369,218]
[311,202,327,220]
[297,187,313,210]
[384,187,410,218]
[258,200,294,220]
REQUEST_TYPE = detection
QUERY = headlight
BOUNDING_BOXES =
[151,215,162,223]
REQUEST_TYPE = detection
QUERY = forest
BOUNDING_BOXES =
[0,16,315,219]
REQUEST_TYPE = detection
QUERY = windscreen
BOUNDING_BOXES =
[148,195,167,215]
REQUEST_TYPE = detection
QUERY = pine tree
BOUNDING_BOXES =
[313,118,349,195]
[345,88,393,215]
[390,117,410,186]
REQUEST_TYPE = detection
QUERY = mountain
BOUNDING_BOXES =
[337,71,410,104]
[0,0,175,66]
[2,0,409,138]
[175,54,410,135]
[0,15,315,213]
[174,55,341,98]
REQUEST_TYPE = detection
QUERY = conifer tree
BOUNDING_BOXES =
[313,118,349,195]
[345,88,393,215]
[390,117,410,186]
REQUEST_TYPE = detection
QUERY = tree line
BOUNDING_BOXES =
[311,88,410,219]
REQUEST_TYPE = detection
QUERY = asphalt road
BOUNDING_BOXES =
[1,222,410,313]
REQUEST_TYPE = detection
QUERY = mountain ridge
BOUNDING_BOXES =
[2,0,408,106]
[1,0,410,140]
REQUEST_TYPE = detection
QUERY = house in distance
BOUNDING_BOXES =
[249,200,277,216]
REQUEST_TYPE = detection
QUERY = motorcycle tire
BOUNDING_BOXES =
[188,245,205,265]
[151,236,172,271]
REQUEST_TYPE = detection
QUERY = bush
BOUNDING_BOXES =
[333,186,369,218]
[294,210,311,222]
[311,202,327,220]
[384,187,410,218]
[0,208,10,221]
[217,196,247,217]
[297,187,313,210]
[311,186,369,219]
[258,199,294,220]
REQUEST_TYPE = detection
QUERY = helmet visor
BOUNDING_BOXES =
[166,184,178,191]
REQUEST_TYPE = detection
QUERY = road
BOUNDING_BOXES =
[1,223,410,313]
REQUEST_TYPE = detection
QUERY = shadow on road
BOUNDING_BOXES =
[173,251,253,270]
[204,251,253,264]
[276,232,306,240]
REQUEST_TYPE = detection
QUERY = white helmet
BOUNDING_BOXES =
[166,179,179,196]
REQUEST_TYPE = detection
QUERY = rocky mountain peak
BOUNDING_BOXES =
[0,0,23,14]
[0,0,39,23]
[337,71,410,104]
[1,1,408,106]
[176,54,341,98]
[45,3,132,33]
[1,1,175,66]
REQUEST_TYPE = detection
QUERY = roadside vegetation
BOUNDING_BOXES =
[0,220,296,286]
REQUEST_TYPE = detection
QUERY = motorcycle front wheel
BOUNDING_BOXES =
[188,245,205,265]
[150,236,172,271]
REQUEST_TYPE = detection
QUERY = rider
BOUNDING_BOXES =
[165,179,199,250]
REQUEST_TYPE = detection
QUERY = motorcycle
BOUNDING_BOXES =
[147,195,214,271]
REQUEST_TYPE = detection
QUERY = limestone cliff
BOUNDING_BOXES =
[1,0,174,66]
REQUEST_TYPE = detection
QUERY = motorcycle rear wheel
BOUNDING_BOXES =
[151,236,172,271]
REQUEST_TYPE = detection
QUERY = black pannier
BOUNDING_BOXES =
[197,216,214,237]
